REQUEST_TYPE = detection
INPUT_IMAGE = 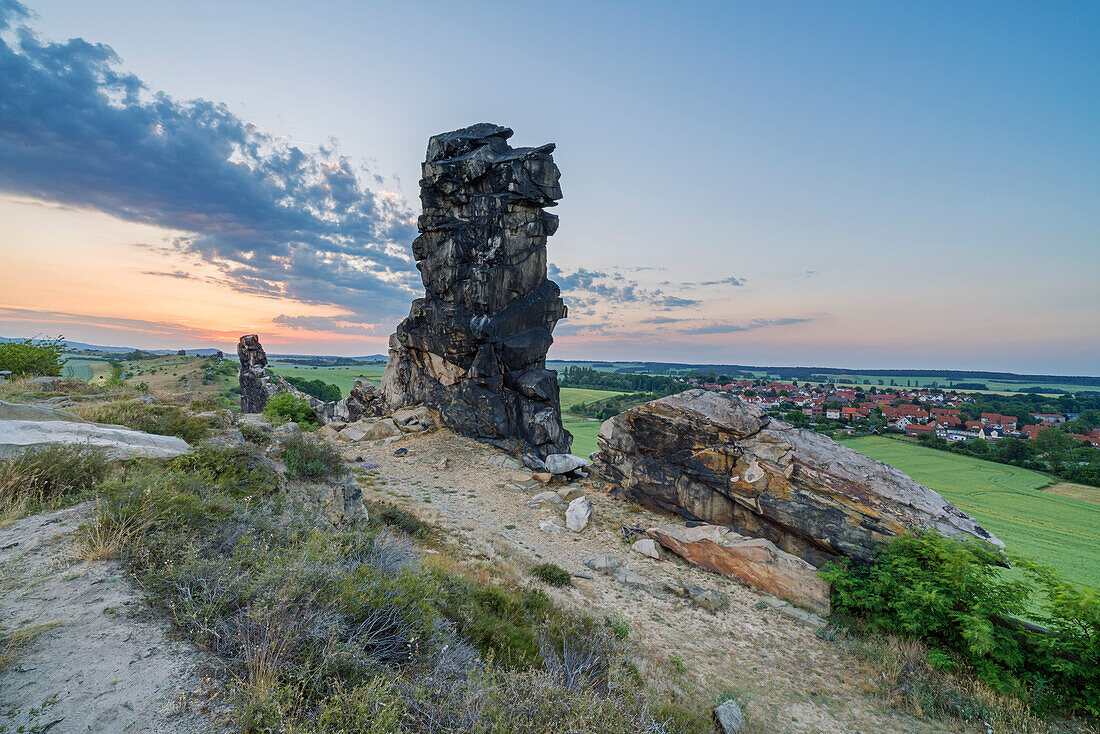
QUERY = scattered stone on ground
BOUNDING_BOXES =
[545,453,590,475]
[565,496,592,531]
[715,698,745,734]
[631,537,662,559]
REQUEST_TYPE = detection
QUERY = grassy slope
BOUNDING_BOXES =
[838,436,1100,589]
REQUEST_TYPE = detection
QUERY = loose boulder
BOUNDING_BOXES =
[593,389,1001,567]
[648,523,830,614]
[545,453,589,475]
[714,699,745,734]
[382,123,571,458]
[565,496,592,532]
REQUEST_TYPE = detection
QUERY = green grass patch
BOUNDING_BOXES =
[563,415,602,458]
[558,387,629,412]
[281,434,344,481]
[838,436,1100,590]
[0,445,111,521]
[530,562,573,587]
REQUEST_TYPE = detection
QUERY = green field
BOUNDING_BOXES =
[558,386,628,412]
[62,357,111,381]
[266,363,385,396]
[839,436,1100,589]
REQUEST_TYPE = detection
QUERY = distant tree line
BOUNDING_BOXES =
[558,366,684,394]
[274,374,342,402]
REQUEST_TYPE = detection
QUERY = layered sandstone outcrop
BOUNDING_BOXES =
[593,389,1002,567]
[383,123,570,457]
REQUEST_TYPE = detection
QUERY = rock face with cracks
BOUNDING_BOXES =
[237,334,275,413]
[382,123,571,458]
[593,389,1002,567]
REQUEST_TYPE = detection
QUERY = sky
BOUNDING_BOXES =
[0,0,1097,373]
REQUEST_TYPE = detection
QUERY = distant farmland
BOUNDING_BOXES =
[266,363,385,397]
[839,436,1100,590]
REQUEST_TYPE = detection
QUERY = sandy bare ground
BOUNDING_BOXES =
[0,504,229,734]
[345,428,961,734]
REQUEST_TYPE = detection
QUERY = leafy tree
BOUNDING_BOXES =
[0,336,70,377]
[1035,427,1078,469]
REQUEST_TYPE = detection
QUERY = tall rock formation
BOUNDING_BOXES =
[383,123,571,457]
[237,334,274,413]
[593,389,1002,567]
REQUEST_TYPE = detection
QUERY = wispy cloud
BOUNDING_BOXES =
[141,269,194,280]
[272,314,379,335]
[680,317,812,335]
[0,305,227,341]
[0,1,418,327]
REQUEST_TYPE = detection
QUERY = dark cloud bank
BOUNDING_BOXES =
[0,0,418,328]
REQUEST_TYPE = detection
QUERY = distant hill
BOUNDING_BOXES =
[0,336,229,356]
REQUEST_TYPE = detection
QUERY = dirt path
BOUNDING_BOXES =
[346,429,961,734]
[0,504,229,734]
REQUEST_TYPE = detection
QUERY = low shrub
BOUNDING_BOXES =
[74,400,215,443]
[530,562,573,587]
[821,530,1100,717]
[263,393,317,426]
[170,446,281,497]
[364,500,433,539]
[76,451,700,733]
[281,434,344,481]
[238,423,272,446]
[0,445,110,517]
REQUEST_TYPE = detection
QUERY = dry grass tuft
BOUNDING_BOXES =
[78,501,161,561]
[0,620,61,672]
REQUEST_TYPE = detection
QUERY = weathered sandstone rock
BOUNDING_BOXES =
[382,123,571,458]
[333,380,388,423]
[594,390,1001,567]
[631,538,662,559]
[0,419,191,460]
[237,334,275,413]
[647,523,830,613]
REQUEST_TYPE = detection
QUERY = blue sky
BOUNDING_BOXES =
[1,0,1097,372]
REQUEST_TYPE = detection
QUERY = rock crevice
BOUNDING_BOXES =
[383,123,571,457]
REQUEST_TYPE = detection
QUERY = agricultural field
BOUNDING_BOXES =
[61,356,111,381]
[265,363,385,396]
[839,436,1100,590]
[557,386,628,412]
[558,386,627,457]
[122,354,237,400]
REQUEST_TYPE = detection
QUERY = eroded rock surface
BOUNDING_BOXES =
[0,418,191,459]
[237,334,275,413]
[382,123,570,458]
[593,389,1001,567]
[648,523,830,613]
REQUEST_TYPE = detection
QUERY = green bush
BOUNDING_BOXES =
[263,392,317,426]
[0,337,69,377]
[281,434,344,481]
[170,446,280,497]
[237,423,272,446]
[821,530,1100,716]
[530,562,573,587]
